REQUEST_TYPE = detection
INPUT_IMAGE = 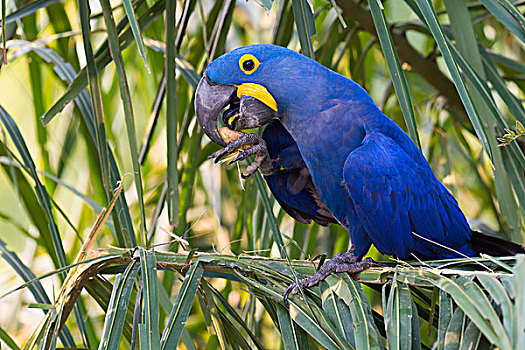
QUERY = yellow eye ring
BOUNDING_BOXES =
[239,54,260,75]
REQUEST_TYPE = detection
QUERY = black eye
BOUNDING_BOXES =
[243,59,255,71]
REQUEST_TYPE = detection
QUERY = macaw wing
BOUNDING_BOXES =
[343,132,472,259]
[262,120,337,226]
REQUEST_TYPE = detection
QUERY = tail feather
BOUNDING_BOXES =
[470,231,525,257]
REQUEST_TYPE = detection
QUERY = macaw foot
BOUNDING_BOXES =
[208,133,271,178]
[283,251,373,308]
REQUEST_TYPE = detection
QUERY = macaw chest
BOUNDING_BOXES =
[288,115,366,224]
[261,120,337,226]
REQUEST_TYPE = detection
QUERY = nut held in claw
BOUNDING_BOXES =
[207,127,253,164]
[218,127,246,145]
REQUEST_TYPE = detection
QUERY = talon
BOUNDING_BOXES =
[210,133,260,164]
[228,151,247,165]
[208,149,226,161]
[209,131,274,177]
[213,155,224,164]
[282,251,373,308]
[214,150,233,163]
[210,145,241,163]
[245,165,259,177]
[283,282,299,308]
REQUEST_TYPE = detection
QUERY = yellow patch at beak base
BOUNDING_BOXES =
[235,83,278,112]
[228,114,239,125]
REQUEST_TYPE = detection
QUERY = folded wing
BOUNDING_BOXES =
[343,132,473,259]
[262,120,337,226]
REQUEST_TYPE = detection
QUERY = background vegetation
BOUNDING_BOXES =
[0,0,524,348]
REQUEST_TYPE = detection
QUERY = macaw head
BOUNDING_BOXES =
[194,44,339,146]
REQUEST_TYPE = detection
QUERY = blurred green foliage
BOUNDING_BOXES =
[0,0,524,348]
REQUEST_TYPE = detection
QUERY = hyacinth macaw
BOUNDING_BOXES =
[194,44,524,305]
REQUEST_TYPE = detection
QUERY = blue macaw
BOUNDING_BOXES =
[194,44,524,304]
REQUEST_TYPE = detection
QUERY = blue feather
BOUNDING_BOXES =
[262,120,337,227]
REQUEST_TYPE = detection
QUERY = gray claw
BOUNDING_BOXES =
[208,148,228,161]
[283,282,298,308]
[282,252,373,308]
[228,151,248,165]
[208,133,258,163]
[209,133,271,175]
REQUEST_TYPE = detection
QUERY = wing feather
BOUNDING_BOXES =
[343,132,472,259]
[262,120,337,226]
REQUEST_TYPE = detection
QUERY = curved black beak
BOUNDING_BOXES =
[194,74,236,147]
